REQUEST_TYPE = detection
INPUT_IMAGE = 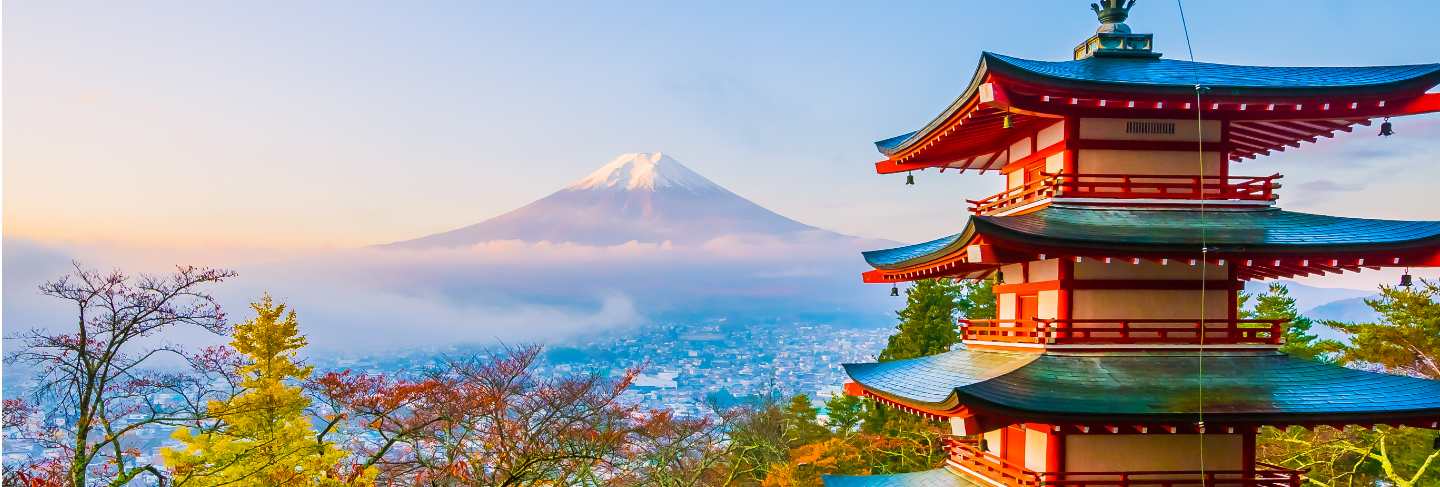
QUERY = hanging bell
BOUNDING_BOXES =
[1400,272,1413,288]
[890,284,900,296]
[1379,117,1394,137]
[905,172,915,186]
[1002,114,1013,129]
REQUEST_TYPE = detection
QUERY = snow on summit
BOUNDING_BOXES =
[566,152,721,192]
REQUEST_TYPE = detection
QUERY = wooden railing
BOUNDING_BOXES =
[943,437,1044,487]
[943,436,1304,486]
[959,318,1286,345]
[967,173,1282,215]
[1044,464,1304,487]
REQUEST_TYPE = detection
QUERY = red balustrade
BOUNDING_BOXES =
[967,173,1282,215]
[942,436,1304,487]
[959,318,1286,345]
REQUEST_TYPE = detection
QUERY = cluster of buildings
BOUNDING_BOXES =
[547,320,891,417]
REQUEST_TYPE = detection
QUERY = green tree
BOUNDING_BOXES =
[1245,282,1341,361]
[824,394,864,436]
[878,278,994,362]
[163,295,371,486]
[1259,279,1440,486]
[782,394,829,446]
[1327,279,1440,378]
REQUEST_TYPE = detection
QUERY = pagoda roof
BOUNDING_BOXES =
[843,348,1440,424]
[877,53,1440,156]
[823,468,974,487]
[986,53,1440,96]
[873,52,1440,170]
[863,206,1440,280]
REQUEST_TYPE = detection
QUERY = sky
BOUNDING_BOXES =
[5,0,1439,250]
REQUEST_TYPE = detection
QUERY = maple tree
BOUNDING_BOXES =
[4,264,235,487]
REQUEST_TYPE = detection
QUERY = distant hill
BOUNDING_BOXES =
[1305,296,1380,324]
[1244,280,1374,313]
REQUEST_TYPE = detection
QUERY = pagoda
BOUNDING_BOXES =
[827,2,1440,486]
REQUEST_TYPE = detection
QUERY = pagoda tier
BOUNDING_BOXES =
[874,52,1440,175]
[862,205,1440,284]
[843,349,1440,429]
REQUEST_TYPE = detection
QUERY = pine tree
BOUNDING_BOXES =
[1246,282,1341,361]
[164,295,372,486]
[877,278,993,362]
[1329,278,1440,379]
[823,394,864,436]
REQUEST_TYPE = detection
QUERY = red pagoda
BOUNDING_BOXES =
[827,2,1440,486]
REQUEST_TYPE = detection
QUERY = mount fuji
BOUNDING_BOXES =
[385,152,842,248]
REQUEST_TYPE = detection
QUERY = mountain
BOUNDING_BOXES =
[384,152,836,248]
[1243,280,1374,314]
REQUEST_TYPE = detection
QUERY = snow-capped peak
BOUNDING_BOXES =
[566,152,722,192]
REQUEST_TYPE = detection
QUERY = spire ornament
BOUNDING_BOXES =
[1090,0,1137,33]
[1074,0,1159,59]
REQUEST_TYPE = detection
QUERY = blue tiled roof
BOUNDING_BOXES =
[874,52,1440,155]
[844,349,1440,420]
[986,52,1440,91]
[861,206,1440,270]
[862,232,966,268]
[824,468,976,487]
[979,206,1440,249]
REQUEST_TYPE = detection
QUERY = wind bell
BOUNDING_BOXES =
[1379,117,1394,136]
[906,171,915,186]
[1002,113,1013,129]
[890,284,900,297]
[1400,268,1413,288]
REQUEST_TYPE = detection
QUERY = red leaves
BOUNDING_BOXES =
[308,345,719,485]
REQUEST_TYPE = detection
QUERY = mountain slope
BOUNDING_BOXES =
[383,152,834,248]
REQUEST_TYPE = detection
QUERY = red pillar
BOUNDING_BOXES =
[1242,429,1257,473]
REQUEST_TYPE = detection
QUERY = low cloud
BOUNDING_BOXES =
[4,233,892,355]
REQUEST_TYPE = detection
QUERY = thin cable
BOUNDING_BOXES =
[1176,0,1210,477]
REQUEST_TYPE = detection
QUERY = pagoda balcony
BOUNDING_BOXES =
[958,318,1286,346]
[967,173,1282,216]
[942,437,1304,486]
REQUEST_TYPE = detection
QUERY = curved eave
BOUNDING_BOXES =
[874,53,996,157]
[823,468,976,487]
[972,207,1440,257]
[862,226,976,269]
[861,207,1440,282]
[873,52,1440,164]
[984,52,1440,99]
[844,350,1440,426]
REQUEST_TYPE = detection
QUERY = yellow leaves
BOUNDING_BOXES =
[163,294,371,487]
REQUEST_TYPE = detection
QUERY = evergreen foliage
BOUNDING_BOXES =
[878,278,995,362]
[1259,279,1440,486]
[163,295,370,486]
[1327,278,1440,378]
[1244,282,1342,361]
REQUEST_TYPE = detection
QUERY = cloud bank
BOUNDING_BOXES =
[3,233,894,355]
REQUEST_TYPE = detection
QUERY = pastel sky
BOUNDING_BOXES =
[6,0,1440,250]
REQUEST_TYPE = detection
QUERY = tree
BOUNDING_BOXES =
[311,345,661,485]
[5,264,235,487]
[1259,279,1440,486]
[162,295,369,486]
[781,395,828,447]
[1327,279,1440,378]
[1261,425,1440,487]
[823,394,863,436]
[1245,282,1341,361]
[878,278,993,362]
